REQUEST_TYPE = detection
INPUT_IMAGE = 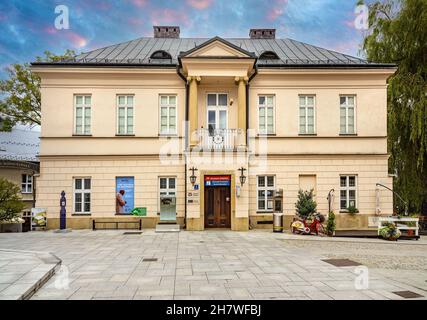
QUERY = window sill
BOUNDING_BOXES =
[298,134,317,137]
[159,133,178,137]
[72,134,92,137]
[257,133,276,137]
[115,134,135,137]
[21,192,33,195]
[339,133,358,137]
[256,211,274,214]
[72,213,91,216]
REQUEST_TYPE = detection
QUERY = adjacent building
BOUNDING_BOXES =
[0,125,40,232]
[32,27,396,231]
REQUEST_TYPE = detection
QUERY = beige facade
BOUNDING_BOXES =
[33,34,396,231]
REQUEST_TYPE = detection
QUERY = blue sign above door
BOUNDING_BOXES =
[205,175,231,187]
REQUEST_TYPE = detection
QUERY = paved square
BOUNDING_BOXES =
[0,230,426,300]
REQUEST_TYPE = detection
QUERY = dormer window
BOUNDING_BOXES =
[259,51,280,60]
[150,50,172,60]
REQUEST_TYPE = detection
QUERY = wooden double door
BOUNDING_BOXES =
[204,186,231,228]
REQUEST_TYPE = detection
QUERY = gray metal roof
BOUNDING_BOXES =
[0,129,40,162]
[32,37,394,68]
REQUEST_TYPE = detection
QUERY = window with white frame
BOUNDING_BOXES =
[257,176,275,212]
[75,95,91,135]
[299,95,316,134]
[21,174,32,194]
[159,95,177,135]
[340,175,357,211]
[74,178,91,214]
[258,95,275,134]
[117,95,134,135]
[340,96,356,134]
[159,177,176,196]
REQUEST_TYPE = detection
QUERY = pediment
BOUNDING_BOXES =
[181,37,255,59]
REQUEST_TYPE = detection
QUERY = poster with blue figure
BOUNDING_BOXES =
[116,177,134,215]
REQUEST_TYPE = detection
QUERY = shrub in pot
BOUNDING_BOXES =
[295,189,317,220]
[326,211,336,236]
[379,222,401,241]
[347,205,359,216]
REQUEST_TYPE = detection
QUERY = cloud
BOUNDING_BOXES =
[130,0,147,8]
[267,0,288,21]
[64,31,88,48]
[186,0,214,10]
[150,8,190,27]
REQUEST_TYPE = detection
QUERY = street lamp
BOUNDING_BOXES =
[238,167,247,186]
[189,167,198,185]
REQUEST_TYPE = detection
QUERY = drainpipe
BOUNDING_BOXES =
[246,63,258,146]
[177,64,189,229]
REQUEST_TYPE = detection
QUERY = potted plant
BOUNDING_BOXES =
[347,205,359,216]
[0,178,25,233]
[295,189,317,220]
[326,211,336,236]
[379,222,401,241]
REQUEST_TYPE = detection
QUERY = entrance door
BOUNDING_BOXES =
[204,175,231,228]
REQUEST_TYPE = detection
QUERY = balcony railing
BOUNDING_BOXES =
[197,128,244,150]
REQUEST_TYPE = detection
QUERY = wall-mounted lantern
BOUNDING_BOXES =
[189,167,198,185]
[238,167,247,186]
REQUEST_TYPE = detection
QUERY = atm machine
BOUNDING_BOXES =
[156,195,180,233]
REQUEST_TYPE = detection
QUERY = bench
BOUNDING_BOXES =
[92,219,142,231]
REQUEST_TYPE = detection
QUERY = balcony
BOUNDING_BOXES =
[197,128,245,151]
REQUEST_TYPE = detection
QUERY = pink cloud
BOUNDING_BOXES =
[267,0,288,21]
[151,8,190,27]
[186,0,214,10]
[65,31,88,48]
[128,17,144,26]
[130,0,147,7]
[43,26,58,35]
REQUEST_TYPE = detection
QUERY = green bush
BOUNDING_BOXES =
[347,205,359,215]
[0,178,25,223]
[379,222,401,241]
[326,211,336,236]
[295,189,317,220]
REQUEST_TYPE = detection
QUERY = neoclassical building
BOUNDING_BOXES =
[32,27,396,231]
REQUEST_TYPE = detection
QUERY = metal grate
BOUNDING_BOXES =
[143,258,158,262]
[123,232,143,235]
[393,291,424,299]
[322,259,362,267]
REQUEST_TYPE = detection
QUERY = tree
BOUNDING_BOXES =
[360,0,427,212]
[0,177,25,222]
[0,50,75,131]
[295,189,317,220]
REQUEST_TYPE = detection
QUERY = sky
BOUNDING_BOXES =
[0,0,370,79]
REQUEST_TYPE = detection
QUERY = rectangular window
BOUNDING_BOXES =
[299,95,316,134]
[257,175,275,212]
[159,95,177,135]
[117,95,134,135]
[21,174,32,194]
[340,175,357,211]
[159,177,176,196]
[75,95,91,135]
[340,96,356,134]
[258,95,275,135]
[74,178,91,214]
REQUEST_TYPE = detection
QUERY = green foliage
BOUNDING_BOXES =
[361,0,427,212]
[379,222,402,240]
[347,205,360,215]
[326,211,336,236]
[0,178,25,222]
[0,50,75,130]
[295,189,317,220]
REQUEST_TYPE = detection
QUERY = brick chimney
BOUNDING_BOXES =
[153,26,180,38]
[249,29,276,39]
